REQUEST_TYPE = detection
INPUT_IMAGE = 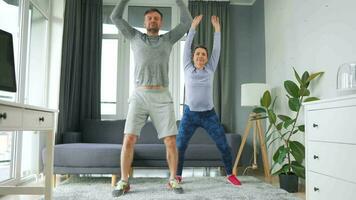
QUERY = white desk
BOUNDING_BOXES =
[0,100,57,200]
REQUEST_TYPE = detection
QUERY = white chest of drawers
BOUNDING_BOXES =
[304,95,356,200]
[0,100,57,200]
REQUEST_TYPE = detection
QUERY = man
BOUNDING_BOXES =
[110,0,192,197]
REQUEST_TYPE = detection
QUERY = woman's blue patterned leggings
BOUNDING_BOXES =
[176,105,233,176]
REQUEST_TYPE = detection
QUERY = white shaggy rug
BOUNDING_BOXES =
[49,176,302,200]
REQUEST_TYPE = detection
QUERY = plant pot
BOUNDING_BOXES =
[279,173,299,193]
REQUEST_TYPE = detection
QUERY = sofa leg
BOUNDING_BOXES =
[111,174,117,187]
[203,167,211,177]
[219,167,226,176]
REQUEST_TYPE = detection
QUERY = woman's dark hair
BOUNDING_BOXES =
[193,45,209,57]
[144,8,163,19]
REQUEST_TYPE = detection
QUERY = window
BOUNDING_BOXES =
[101,6,119,117]
[25,3,48,107]
[0,132,14,182]
[101,38,118,115]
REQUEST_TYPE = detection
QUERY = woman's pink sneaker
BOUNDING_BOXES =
[176,176,182,183]
[227,175,241,186]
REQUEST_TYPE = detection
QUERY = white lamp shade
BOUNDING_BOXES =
[241,83,270,106]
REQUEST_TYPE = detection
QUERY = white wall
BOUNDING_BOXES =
[264,0,356,168]
[265,0,356,100]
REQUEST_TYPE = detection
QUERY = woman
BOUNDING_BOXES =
[176,15,241,186]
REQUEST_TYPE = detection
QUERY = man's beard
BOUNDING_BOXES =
[147,27,159,34]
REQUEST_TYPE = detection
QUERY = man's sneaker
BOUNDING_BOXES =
[175,175,182,183]
[112,180,130,197]
[167,178,184,194]
[227,174,242,186]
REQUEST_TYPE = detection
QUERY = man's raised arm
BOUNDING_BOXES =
[166,0,192,43]
[111,0,138,40]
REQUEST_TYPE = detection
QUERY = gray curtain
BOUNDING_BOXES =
[189,1,233,132]
[57,0,102,143]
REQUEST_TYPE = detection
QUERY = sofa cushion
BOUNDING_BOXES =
[134,144,166,160]
[188,128,215,144]
[53,143,121,167]
[133,144,223,161]
[137,122,164,144]
[184,144,223,160]
[81,120,125,144]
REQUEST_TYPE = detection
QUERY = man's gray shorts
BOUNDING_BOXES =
[124,88,177,139]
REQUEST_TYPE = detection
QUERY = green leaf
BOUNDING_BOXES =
[288,97,301,112]
[299,87,310,96]
[272,164,290,175]
[301,71,310,87]
[268,109,277,124]
[291,161,305,179]
[250,116,268,121]
[283,119,295,129]
[253,107,266,113]
[289,141,305,163]
[292,129,298,135]
[273,145,288,164]
[276,122,283,131]
[298,125,305,132]
[304,97,320,102]
[278,115,292,122]
[261,90,272,108]
[284,80,300,98]
[306,72,324,83]
[293,67,303,86]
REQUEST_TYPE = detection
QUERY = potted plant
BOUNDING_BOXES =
[253,68,323,193]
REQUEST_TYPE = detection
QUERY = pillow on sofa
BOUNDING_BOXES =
[81,119,125,144]
[137,122,164,144]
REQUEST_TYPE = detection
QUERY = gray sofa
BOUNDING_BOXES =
[47,119,241,184]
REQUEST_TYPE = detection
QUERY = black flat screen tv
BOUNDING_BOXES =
[0,29,17,92]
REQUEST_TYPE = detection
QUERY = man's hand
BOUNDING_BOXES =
[191,15,203,29]
[211,15,220,32]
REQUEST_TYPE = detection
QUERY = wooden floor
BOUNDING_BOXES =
[0,168,306,200]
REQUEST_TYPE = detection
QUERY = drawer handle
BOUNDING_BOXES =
[0,112,7,120]
[313,187,320,192]
[312,123,318,128]
[313,155,319,159]
[39,117,45,122]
